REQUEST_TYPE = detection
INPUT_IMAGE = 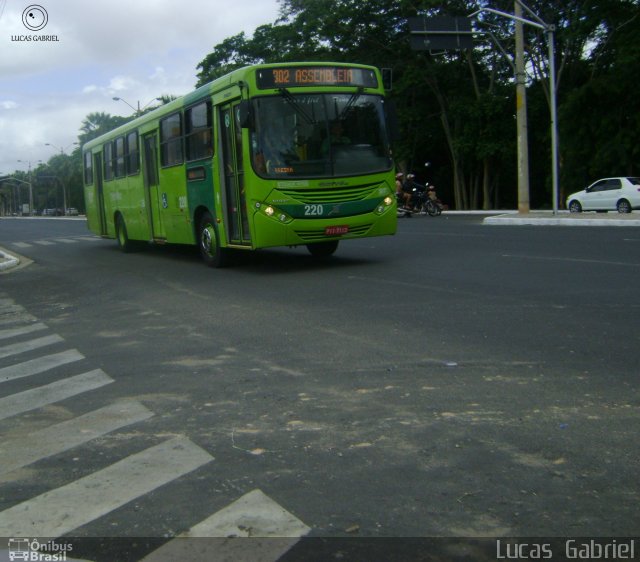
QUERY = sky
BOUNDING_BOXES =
[0,0,281,175]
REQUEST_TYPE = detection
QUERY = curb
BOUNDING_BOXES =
[482,212,640,227]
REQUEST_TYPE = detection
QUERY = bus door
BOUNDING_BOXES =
[93,152,107,236]
[219,103,251,245]
[143,132,165,239]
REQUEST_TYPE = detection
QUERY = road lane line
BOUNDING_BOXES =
[0,369,114,421]
[0,436,213,537]
[0,400,154,476]
[501,253,640,267]
[0,349,84,383]
[142,489,310,562]
[0,334,64,359]
[0,322,47,340]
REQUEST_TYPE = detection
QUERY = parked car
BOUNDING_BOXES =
[566,177,640,213]
[66,208,79,216]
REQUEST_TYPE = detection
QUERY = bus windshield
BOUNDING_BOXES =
[250,93,392,179]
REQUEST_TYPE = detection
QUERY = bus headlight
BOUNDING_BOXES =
[383,196,394,206]
[264,205,275,217]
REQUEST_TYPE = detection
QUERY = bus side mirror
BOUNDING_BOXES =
[238,101,254,129]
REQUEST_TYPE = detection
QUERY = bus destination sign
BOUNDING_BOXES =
[256,66,378,89]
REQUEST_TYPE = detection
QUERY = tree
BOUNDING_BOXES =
[191,0,638,209]
[78,112,130,145]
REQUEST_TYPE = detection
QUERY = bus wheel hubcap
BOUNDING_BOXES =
[201,225,215,256]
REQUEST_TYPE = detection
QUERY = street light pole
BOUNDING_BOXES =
[515,0,530,214]
[113,97,161,116]
[16,160,41,216]
[469,2,559,214]
[45,142,78,154]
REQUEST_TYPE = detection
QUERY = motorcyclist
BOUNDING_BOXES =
[402,173,426,210]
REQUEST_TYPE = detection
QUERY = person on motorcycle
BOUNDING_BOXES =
[395,172,404,195]
[402,173,426,210]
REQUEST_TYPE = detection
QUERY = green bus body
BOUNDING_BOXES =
[82,62,397,265]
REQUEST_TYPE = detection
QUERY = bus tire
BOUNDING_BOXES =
[306,240,339,258]
[115,214,134,253]
[198,212,227,268]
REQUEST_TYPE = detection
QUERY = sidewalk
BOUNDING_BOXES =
[482,210,640,226]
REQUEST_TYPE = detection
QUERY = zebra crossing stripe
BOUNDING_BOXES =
[0,313,37,327]
[0,436,213,537]
[0,322,47,340]
[0,304,23,316]
[0,334,64,360]
[142,489,310,562]
[0,369,113,421]
[0,349,84,383]
[0,400,154,476]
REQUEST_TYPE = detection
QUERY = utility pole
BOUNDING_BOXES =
[515,1,530,214]
[468,2,559,214]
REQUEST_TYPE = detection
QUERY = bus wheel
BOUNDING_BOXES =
[306,240,339,258]
[199,212,227,268]
[116,214,133,253]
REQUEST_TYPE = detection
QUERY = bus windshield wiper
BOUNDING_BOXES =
[278,88,315,124]
[338,87,364,120]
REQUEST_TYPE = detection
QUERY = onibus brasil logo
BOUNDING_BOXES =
[7,538,73,561]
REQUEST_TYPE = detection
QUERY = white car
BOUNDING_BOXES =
[566,177,640,213]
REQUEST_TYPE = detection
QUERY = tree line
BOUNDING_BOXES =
[196,0,639,209]
[2,0,636,214]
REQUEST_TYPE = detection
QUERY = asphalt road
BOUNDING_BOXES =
[0,216,638,561]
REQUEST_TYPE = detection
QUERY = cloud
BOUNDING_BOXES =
[0,0,280,173]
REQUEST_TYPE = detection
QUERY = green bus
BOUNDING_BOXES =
[82,62,397,267]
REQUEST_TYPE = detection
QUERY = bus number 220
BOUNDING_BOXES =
[304,204,324,216]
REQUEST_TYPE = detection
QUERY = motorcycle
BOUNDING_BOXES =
[413,188,443,216]
[397,185,442,217]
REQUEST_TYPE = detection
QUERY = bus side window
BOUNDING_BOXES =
[186,101,213,161]
[126,131,140,175]
[84,152,93,184]
[160,112,184,167]
[104,142,114,181]
[114,137,126,178]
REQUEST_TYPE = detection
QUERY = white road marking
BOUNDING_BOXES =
[0,312,38,326]
[0,436,213,537]
[0,369,113,421]
[0,334,63,359]
[0,322,48,340]
[0,349,85,383]
[0,400,154,476]
[142,489,310,562]
[501,253,640,267]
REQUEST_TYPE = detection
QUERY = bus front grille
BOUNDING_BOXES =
[278,183,381,204]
